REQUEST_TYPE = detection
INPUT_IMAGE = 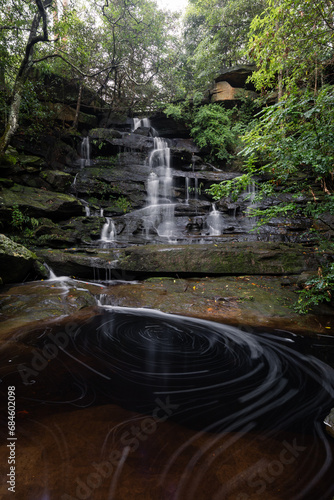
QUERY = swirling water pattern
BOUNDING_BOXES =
[1,307,334,499]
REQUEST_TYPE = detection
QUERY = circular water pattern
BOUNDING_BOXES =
[46,307,334,435]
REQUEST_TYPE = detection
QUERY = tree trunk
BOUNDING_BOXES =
[0,0,49,155]
[72,81,83,129]
[0,85,23,153]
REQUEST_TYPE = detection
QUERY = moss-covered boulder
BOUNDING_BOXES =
[39,170,73,192]
[89,128,122,140]
[0,184,84,222]
[0,234,48,283]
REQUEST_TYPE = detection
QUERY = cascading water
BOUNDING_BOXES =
[243,180,257,231]
[143,136,177,240]
[185,177,189,205]
[100,217,116,244]
[132,117,151,132]
[81,137,91,166]
[207,203,222,236]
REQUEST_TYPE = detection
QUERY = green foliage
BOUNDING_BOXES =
[182,0,266,92]
[294,264,334,314]
[113,196,132,213]
[165,100,250,163]
[188,181,204,195]
[247,0,334,94]
[11,204,39,231]
[207,173,254,202]
[11,204,27,230]
[190,104,243,161]
[19,80,55,134]
[208,86,334,222]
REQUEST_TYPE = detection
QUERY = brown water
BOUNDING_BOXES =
[0,308,333,500]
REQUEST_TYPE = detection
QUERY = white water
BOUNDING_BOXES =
[101,217,116,242]
[132,117,151,131]
[185,177,189,205]
[81,137,91,166]
[243,180,258,231]
[207,203,222,236]
[144,136,177,240]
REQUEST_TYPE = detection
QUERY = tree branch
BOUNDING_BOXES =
[32,53,119,78]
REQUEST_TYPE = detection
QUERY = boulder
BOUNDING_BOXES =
[89,128,123,140]
[12,134,80,167]
[214,65,257,89]
[0,234,47,283]
[46,104,97,129]
[39,170,73,192]
[211,81,257,103]
[149,113,190,138]
[0,185,84,222]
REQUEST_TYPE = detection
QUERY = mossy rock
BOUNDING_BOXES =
[40,170,73,192]
[89,128,122,140]
[0,234,48,283]
[0,184,84,221]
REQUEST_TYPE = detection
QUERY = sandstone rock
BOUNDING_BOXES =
[88,128,122,140]
[36,242,320,281]
[0,185,84,221]
[47,102,98,128]
[214,64,256,88]
[0,234,47,283]
[39,170,73,192]
[211,81,257,102]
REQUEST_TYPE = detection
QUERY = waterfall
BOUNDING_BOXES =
[147,171,159,206]
[101,217,116,242]
[185,177,189,205]
[132,117,151,131]
[244,180,258,231]
[44,263,58,280]
[100,208,104,217]
[143,136,177,240]
[207,203,222,236]
[149,137,172,200]
[81,137,91,166]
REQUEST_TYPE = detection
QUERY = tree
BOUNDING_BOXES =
[247,0,334,95]
[0,0,56,153]
[182,0,266,93]
[0,0,179,147]
[97,0,178,112]
[207,0,334,312]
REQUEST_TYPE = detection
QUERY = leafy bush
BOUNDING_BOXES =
[11,204,39,231]
[295,264,334,314]
[165,101,250,163]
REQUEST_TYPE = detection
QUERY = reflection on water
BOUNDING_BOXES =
[0,308,333,499]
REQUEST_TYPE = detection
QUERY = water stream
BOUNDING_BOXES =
[81,136,91,166]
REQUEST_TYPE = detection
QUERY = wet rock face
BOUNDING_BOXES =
[0,185,84,221]
[35,242,321,281]
[0,234,47,283]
